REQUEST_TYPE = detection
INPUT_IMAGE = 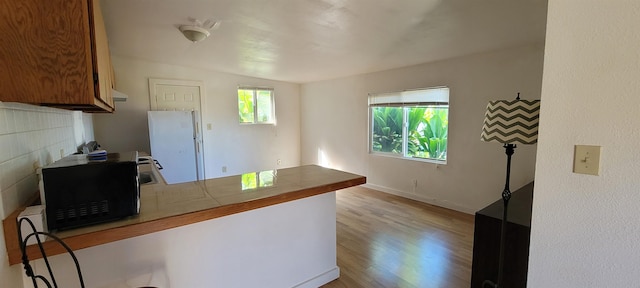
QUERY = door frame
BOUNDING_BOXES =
[148,78,206,181]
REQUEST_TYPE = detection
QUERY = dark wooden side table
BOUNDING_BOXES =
[470,182,534,288]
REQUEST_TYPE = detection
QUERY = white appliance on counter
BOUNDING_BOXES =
[147,111,203,184]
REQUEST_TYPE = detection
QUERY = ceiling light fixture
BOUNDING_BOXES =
[178,18,220,43]
[179,25,210,43]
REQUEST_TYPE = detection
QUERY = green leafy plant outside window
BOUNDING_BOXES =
[238,89,255,123]
[238,88,274,124]
[408,107,448,160]
[371,106,448,162]
[372,107,403,154]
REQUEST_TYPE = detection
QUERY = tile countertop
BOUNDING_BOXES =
[3,165,366,265]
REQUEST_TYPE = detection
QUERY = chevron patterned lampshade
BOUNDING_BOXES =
[480,99,540,145]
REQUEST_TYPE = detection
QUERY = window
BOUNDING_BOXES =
[369,87,449,163]
[238,87,275,124]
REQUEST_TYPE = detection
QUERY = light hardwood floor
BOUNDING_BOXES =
[322,186,475,288]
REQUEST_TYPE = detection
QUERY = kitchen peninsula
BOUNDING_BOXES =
[3,165,365,287]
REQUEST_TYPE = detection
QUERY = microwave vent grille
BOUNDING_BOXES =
[54,200,110,224]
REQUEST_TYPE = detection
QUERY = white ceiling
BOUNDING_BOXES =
[101,0,548,84]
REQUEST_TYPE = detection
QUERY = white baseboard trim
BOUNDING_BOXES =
[292,266,340,288]
[362,183,475,215]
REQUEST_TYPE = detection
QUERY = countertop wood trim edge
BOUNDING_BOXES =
[4,176,365,265]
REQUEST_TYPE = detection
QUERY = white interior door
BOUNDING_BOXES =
[149,79,205,181]
[152,84,201,111]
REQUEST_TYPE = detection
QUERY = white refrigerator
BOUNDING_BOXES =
[147,111,202,184]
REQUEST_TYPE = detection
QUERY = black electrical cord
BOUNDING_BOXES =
[17,217,86,288]
[18,218,56,287]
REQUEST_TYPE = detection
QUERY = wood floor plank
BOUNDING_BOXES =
[322,186,475,288]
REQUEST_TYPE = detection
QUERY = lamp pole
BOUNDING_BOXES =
[483,143,515,288]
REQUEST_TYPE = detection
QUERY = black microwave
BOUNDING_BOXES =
[42,151,140,231]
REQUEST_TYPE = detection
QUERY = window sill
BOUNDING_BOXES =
[369,152,447,165]
[239,122,276,126]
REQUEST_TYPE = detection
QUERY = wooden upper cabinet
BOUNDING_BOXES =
[0,0,115,112]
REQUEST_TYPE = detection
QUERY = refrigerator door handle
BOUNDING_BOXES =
[154,159,164,170]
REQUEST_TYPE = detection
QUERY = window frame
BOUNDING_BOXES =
[237,87,276,125]
[368,87,449,164]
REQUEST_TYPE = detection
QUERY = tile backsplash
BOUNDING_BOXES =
[0,102,93,218]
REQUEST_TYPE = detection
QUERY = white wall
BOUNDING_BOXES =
[300,44,545,213]
[93,56,301,179]
[0,102,94,288]
[528,1,640,287]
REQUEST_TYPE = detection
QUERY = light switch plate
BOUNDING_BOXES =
[573,145,601,176]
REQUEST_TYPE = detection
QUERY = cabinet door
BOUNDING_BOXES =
[0,0,114,112]
[0,0,93,104]
[91,0,114,109]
